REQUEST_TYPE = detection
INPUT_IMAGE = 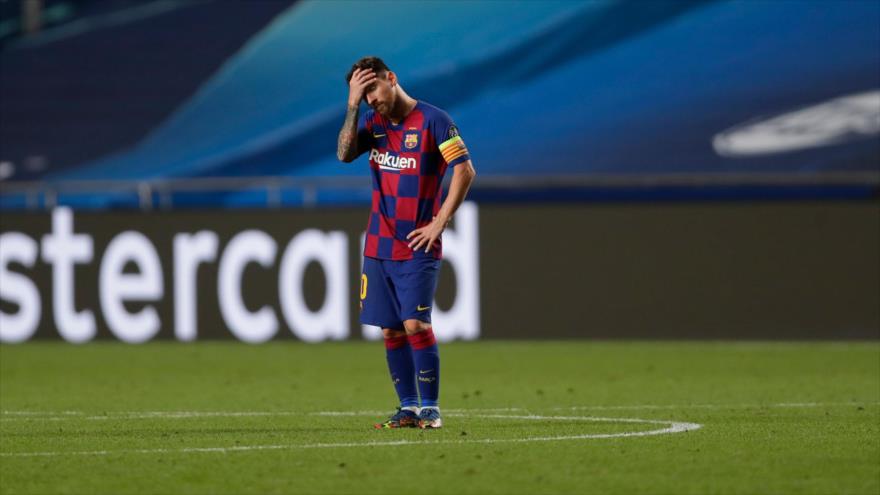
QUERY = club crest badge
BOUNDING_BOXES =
[404,131,420,150]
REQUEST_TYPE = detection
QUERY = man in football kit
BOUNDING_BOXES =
[337,56,476,429]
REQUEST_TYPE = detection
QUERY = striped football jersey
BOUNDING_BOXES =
[356,101,471,260]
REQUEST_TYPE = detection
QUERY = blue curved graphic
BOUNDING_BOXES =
[33,0,880,207]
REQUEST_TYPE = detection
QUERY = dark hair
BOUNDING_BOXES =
[345,56,390,83]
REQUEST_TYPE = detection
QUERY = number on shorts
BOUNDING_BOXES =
[360,274,368,300]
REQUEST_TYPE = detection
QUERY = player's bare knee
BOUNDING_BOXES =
[382,328,405,339]
[403,319,430,335]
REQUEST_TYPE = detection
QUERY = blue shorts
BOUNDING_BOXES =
[359,256,441,330]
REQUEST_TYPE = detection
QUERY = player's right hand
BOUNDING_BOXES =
[348,68,377,107]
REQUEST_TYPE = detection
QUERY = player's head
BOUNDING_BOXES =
[346,56,398,117]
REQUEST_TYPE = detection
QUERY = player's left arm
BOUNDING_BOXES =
[407,159,476,252]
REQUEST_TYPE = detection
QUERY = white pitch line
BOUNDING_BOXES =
[0,414,702,458]
[555,401,880,412]
[1,402,876,422]
[1,411,82,416]
[83,411,303,420]
[308,411,385,417]
[310,408,529,417]
[473,414,675,424]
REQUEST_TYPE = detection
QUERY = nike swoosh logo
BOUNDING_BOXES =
[419,369,434,374]
[417,305,431,311]
[373,133,386,138]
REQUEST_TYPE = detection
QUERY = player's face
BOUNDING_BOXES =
[364,73,395,117]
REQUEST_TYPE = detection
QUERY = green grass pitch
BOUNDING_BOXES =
[1,341,878,494]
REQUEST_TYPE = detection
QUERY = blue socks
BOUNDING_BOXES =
[384,329,440,408]
[384,334,419,408]
[408,328,440,407]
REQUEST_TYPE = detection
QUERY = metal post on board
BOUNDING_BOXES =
[159,189,172,211]
[138,182,153,211]
[44,188,56,209]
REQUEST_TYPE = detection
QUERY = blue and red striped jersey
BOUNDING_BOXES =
[356,100,471,260]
